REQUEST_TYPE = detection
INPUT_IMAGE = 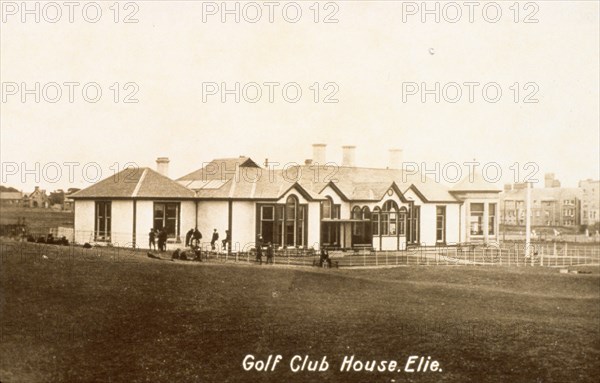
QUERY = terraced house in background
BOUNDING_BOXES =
[70,145,501,251]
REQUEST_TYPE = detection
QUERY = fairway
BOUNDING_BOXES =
[1,243,598,383]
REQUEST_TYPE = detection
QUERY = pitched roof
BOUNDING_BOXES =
[296,165,458,202]
[191,169,324,200]
[71,168,196,199]
[0,191,23,200]
[182,164,458,202]
[451,173,502,192]
[178,157,261,182]
[501,187,581,201]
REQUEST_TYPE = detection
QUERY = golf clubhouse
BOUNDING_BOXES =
[70,145,502,252]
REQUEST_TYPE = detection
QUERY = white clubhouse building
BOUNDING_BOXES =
[71,145,501,251]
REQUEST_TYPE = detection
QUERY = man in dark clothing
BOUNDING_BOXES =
[185,228,194,247]
[222,230,230,252]
[149,228,156,250]
[192,228,202,247]
[320,247,331,268]
[156,228,163,251]
[159,229,168,252]
[255,235,263,265]
[211,229,219,251]
[266,242,274,264]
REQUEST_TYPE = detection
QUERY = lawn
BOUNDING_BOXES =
[0,242,598,383]
[0,207,74,233]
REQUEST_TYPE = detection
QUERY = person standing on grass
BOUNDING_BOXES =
[185,228,194,247]
[266,242,274,264]
[159,228,168,252]
[149,228,156,251]
[156,228,163,251]
[222,230,230,252]
[192,228,202,247]
[256,234,263,265]
[211,229,219,251]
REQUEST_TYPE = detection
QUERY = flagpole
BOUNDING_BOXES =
[525,180,531,260]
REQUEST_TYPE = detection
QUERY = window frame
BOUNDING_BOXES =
[94,201,111,242]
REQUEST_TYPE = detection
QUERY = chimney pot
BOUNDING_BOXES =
[156,157,170,177]
[341,145,356,167]
[312,144,327,165]
[389,149,403,169]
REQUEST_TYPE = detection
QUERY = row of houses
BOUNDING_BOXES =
[71,145,502,251]
[0,187,51,209]
[499,174,600,228]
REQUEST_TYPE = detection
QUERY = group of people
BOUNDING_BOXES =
[148,228,168,252]
[149,227,232,254]
[254,234,274,265]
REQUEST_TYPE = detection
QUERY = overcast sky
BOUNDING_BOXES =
[1,0,598,192]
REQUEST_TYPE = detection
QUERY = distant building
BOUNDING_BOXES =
[0,191,23,207]
[579,179,600,226]
[23,187,49,208]
[500,174,581,227]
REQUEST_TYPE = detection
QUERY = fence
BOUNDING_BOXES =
[1,236,599,269]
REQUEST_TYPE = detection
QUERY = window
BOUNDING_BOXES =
[286,196,297,246]
[261,205,275,244]
[154,202,180,239]
[436,206,446,243]
[95,201,111,241]
[399,207,407,235]
[488,203,496,236]
[389,212,397,235]
[322,197,332,219]
[321,197,341,220]
[332,204,340,219]
[382,200,399,237]
[297,205,305,246]
[259,197,307,247]
[276,205,284,245]
[372,209,380,236]
[470,203,484,236]
[262,206,274,220]
[407,206,420,244]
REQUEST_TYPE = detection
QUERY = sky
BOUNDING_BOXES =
[1,0,599,192]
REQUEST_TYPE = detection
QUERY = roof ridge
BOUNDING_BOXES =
[131,168,148,197]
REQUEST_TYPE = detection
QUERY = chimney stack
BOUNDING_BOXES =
[312,144,327,165]
[341,145,356,167]
[389,149,403,169]
[156,157,170,177]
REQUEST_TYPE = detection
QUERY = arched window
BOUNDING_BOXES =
[285,195,298,246]
[322,197,333,219]
[372,207,381,236]
[382,200,399,236]
[383,200,399,212]
[362,206,371,220]
[352,206,362,220]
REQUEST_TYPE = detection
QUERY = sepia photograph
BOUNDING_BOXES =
[1,1,599,382]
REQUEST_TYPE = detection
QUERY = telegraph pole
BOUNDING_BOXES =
[525,181,531,259]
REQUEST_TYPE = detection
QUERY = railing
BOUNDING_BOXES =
[1,235,599,269]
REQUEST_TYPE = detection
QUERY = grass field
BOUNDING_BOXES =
[0,242,598,383]
[0,207,74,233]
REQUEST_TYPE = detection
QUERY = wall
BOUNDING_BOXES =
[232,201,255,252]
[111,200,134,246]
[135,200,154,248]
[307,202,321,249]
[196,200,229,249]
[74,200,95,244]
[418,204,437,246]
[445,203,461,244]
